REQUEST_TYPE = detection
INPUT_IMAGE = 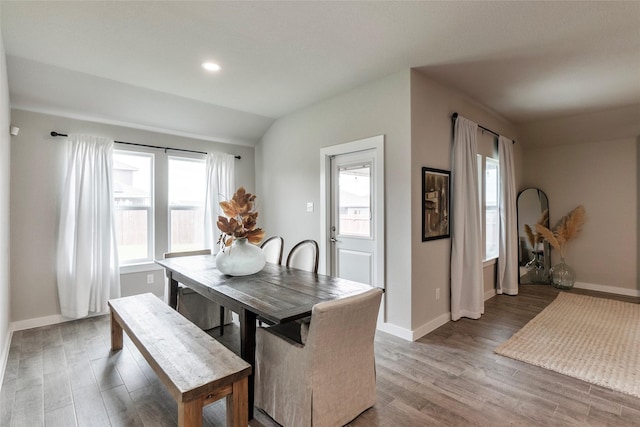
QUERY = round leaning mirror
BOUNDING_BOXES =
[517,188,550,284]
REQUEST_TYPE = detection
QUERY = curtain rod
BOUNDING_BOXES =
[50,131,241,159]
[451,113,515,144]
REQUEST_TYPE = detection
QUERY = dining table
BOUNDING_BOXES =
[155,254,374,420]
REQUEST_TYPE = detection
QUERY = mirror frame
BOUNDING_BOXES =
[516,187,551,284]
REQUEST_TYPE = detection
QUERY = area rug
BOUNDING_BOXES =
[495,292,640,398]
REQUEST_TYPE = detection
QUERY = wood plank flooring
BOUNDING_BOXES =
[1,284,638,426]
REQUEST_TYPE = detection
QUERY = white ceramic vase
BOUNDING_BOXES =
[215,237,266,276]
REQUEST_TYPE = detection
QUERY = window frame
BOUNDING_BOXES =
[167,155,207,253]
[112,146,235,274]
[112,150,155,266]
[484,157,500,261]
[477,144,500,262]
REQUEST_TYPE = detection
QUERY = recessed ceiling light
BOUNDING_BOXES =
[202,62,221,72]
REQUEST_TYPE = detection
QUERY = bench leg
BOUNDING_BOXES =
[226,377,248,427]
[110,312,123,351]
[178,398,203,427]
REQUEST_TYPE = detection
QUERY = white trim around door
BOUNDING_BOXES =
[320,135,385,319]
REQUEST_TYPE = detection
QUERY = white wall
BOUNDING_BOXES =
[9,109,255,325]
[523,137,638,295]
[0,4,13,375]
[410,70,522,333]
[256,70,413,333]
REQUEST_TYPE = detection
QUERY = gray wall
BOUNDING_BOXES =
[257,70,413,331]
[9,109,254,323]
[520,108,639,295]
[409,70,522,332]
[0,5,12,369]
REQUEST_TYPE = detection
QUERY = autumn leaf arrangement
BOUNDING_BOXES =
[535,205,586,259]
[216,187,265,252]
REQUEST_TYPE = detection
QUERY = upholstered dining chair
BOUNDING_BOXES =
[163,249,232,332]
[286,239,319,273]
[255,287,383,427]
[260,236,284,265]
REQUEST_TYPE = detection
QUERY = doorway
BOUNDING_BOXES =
[320,135,385,292]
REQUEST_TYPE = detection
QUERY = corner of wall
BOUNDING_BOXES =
[0,5,14,386]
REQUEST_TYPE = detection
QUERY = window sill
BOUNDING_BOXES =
[483,258,497,268]
[119,262,163,275]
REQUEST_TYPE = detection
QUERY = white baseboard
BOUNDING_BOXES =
[376,322,414,341]
[377,290,497,343]
[10,311,108,333]
[573,281,640,297]
[377,313,450,342]
[410,311,451,341]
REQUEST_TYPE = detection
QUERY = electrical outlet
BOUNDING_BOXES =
[306,202,314,212]
[147,274,154,284]
[435,288,440,300]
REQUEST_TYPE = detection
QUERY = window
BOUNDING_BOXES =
[484,158,500,260]
[478,154,500,261]
[168,157,206,252]
[113,151,154,264]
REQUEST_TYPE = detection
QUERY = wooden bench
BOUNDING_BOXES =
[108,293,251,427]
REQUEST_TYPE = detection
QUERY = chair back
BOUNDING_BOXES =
[163,249,211,259]
[305,287,382,351]
[304,287,382,418]
[286,240,319,273]
[260,236,284,265]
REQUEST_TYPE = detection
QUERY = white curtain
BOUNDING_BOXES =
[450,116,484,321]
[497,136,518,295]
[57,135,120,319]
[204,152,235,252]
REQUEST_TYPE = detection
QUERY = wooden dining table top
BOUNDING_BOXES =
[156,254,374,325]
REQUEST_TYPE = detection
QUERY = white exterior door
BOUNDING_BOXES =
[329,151,376,285]
[320,135,384,296]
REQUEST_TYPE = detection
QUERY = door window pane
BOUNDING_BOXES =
[338,165,371,237]
[113,151,153,263]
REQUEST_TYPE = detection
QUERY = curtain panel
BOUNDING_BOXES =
[497,136,518,295]
[204,152,236,252]
[57,135,120,318]
[450,116,484,321]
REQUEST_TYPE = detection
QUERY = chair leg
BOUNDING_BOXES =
[220,307,225,336]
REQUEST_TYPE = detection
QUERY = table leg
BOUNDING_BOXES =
[168,273,179,309]
[110,312,123,351]
[239,308,256,420]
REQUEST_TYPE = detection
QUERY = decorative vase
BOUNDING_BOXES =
[549,258,576,290]
[215,237,266,276]
[525,250,547,283]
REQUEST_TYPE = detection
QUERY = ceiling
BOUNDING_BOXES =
[1,1,639,145]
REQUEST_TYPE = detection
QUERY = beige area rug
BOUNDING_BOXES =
[495,292,640,398]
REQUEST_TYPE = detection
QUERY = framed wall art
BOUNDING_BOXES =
[422,167,450,241]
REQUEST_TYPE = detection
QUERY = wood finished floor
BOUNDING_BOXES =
[1,284,639,426]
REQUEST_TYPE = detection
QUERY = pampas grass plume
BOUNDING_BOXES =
[536,205,586,258]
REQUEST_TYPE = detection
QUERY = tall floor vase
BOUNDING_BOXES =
[549,258,575,290]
